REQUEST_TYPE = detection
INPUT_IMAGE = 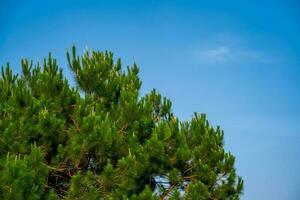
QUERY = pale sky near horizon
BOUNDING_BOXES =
[1,0,300,199]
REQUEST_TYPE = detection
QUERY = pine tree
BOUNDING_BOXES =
[0,46,243,199]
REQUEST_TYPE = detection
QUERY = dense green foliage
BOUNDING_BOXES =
[0,46,243,199]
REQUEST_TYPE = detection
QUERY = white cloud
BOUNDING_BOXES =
[199,46,231,62]
[194,43,284,64]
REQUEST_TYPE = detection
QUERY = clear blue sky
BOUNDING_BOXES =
[1,0,300,199]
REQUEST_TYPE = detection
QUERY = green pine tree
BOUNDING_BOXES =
[0,46,243,199]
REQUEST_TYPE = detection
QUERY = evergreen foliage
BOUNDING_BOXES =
[0,46,243,199]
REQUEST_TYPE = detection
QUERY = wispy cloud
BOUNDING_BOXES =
[197,46,231,62]
[193,33,286,65]
[195,45,281,64]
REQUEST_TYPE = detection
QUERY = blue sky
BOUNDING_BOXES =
[1,0,300,199]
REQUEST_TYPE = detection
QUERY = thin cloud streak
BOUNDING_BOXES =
[194,45,284,64]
